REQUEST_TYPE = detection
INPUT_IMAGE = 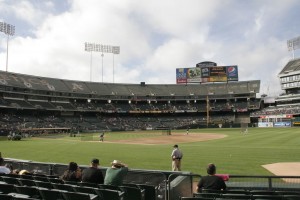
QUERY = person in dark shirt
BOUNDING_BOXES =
[81,158,104,184]
[61,162,82,182]
[197,163,226,192]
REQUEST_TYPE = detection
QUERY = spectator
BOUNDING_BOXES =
[171,144,183,171]
[61,162,82,182]
[0,157,11,174]
[19,170,31,175]
[196,163,226,192]
[104,160,128,186]
[81,158,104,184]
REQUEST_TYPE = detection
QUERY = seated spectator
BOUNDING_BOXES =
[61,162,82,182]
[196,163,226,192]
[104,160,128,186]
[81,158,104,184]
[19,169,31,175]
[0,157,11,174]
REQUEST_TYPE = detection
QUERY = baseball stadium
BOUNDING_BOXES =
[0,55,300,200]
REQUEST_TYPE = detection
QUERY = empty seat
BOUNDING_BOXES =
[2,176,20,185]
[17,179,36,187]
[181,197,214,200]
[250,190,276,195]
[33,176,49,182]
[38,188,65,200]
[94,188,125,200]
[79,182,98,188]
[220,193,253,199]
[136,184,158,200]
[34,181,53,189]
[194,192,222,199]
[252,194,283,199]
[73,186,97,195]
[62,191,98,200]
[120,186,145,200]
[0,194,13,200]
[283,195,300,200]
[98,184,122,191]
[14,185,41,199]
[63,181,78,186]
[48,178,64,184]
[51,183,76,192]
[0,183,15,194]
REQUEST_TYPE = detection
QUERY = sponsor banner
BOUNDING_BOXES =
[258,122,274,127]
[262,114,293,119]
[227,65,239,81]
[274,122,291,127]
[187,67,202,83]
[293,122,300,126]
[176,65,239,83]
[176,68,188,84]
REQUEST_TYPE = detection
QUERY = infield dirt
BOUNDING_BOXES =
[104,133,227,145]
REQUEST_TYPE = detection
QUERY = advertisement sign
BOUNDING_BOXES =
[176,65,239,84]
[227,65,239,81]
[187,67,201,83]
[176,68,188,84]
[274,122,291,127]
[258,122,274,127]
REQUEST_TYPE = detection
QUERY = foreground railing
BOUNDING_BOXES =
[4,158,300,200]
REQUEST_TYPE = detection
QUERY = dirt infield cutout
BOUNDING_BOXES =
[263,162,300,176]
[263,162,300,183]
[106,133,227,145]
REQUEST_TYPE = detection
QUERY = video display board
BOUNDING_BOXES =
[176,65,238,84]
[176,67,201,84]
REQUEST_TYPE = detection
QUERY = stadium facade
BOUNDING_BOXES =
[251,58,300,127]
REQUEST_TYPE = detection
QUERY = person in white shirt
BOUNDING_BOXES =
[0,157,11,174]
[171,144,183,171]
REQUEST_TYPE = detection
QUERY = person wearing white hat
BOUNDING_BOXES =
[104,160,128,186]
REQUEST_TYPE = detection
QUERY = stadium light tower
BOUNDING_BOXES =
[84,42,120,82]
[0,22,15,72]
[287,36,300,59]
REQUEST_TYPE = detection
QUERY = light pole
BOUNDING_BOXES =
[84,42,120,82]
[0,22,15,72]
[287,36,300,59]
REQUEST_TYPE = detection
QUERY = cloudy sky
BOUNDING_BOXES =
[1,0,300,96]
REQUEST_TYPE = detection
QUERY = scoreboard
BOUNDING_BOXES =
[176,65,238,84]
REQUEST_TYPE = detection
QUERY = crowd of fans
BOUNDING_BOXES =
[251,105,300,116]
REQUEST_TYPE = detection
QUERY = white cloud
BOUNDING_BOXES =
[0,0,300,97]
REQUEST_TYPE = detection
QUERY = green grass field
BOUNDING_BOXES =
[1,127,300,176]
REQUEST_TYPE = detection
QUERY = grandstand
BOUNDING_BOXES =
[0,70,261,134]
[251,58,300,127]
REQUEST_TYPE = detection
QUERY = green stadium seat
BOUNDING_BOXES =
[2,176,20,185]
[17,179,36,187]
[14,185,41,199]
[38,188,65,200]
[220,193,253,199]
[51,183,77,192]
[120,185,145,200]
[62,191,98,200]
[0,183,15,194]
[94,188,124,200]
[0,194,13,200]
